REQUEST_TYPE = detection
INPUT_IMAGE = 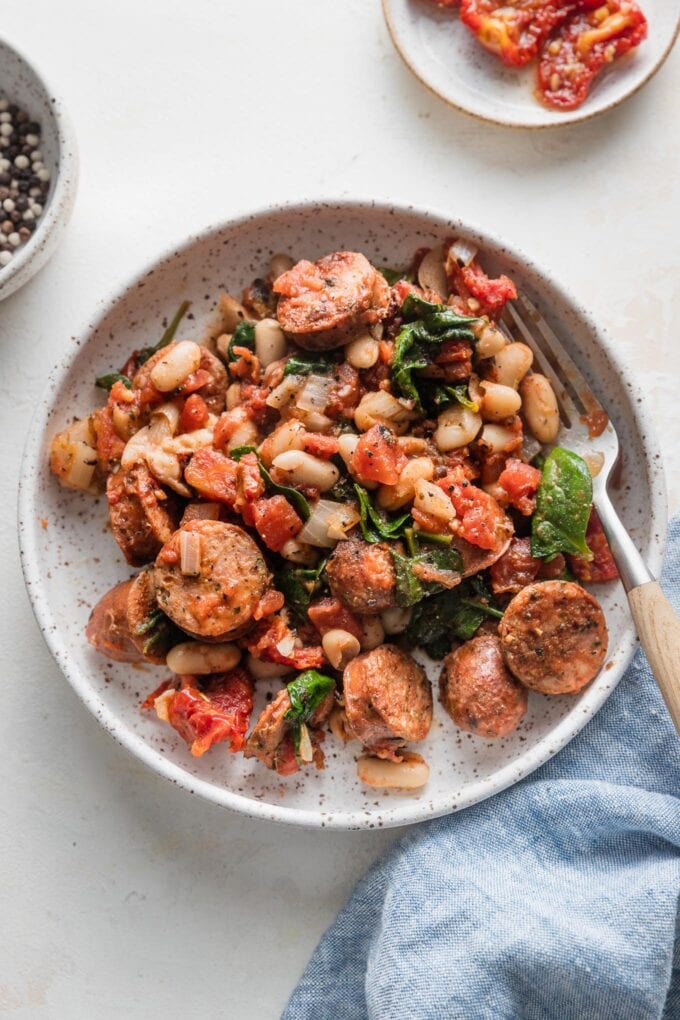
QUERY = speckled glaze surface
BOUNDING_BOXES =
[18,200,666,829]
[383,0,680,128]
[0,36,78,301]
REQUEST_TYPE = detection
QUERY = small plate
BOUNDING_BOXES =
[18,199,666,829]
[382,0,679,128]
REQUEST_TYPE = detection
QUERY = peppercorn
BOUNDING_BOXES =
[0,96,49,269]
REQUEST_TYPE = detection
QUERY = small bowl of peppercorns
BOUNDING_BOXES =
[0,35,78,301]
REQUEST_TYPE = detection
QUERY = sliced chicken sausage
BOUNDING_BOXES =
[107,464,180,566]
[153,519,271,641]
[343,644,432,759]
[273,251,391,350]
[86,570,175,665]
[499,580,608,695]
[326,538,397,615]
[440,634,528,738]
[244,686,334,770]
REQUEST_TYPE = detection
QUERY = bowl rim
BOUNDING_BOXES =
[0,33,79,296]
[18,196,667,829]
[381,0,680,130]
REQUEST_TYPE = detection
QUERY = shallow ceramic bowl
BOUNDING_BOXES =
[383,0,680,128]
[19,199,666,829]
[0,36,78,301]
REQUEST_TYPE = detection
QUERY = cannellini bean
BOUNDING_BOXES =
[258,420,306,466]
[479,423,519,454]
[377,457,435,511]
[397,436,429,455]
[322,628,361,670]
[357,752,430,790]
[150,341,201,392]
[492,342,533,389]
[337,433,359,469]
[166,641,241,675]
[255,318,288,367]
[329,706,353,743]
[246,653,293,681]
[345,332,379,370]
[226,382,241,410]
[434,405,482,452]
[358,615,385,651]
[381,606,413,635]
[520,373,560,444]
[279,538,319,565]
[475,322,508,358]
[270,253,295,280]
[480,381,522,422]
[417,244,448,296]
[354,390,414,435]
[413,478,456,522]
[296,409,334,433]
[271,450,340,491]
[220,293,251,333]
[227,419,259,452]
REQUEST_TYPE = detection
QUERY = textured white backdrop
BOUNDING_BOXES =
[0,2,678,1017]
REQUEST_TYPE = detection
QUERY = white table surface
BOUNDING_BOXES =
[1,2,678,1016]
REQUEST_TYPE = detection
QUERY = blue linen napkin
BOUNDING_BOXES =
[284,519,680,1020]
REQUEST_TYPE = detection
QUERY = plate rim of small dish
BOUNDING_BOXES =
[18,197,667,830]
[381,0,680,129]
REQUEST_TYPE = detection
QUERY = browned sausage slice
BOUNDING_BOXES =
[153,519,271,641]
[273,251,391,350]
[86,579,142,663]
[440,634,528,738]
[107,464,179,566]
[244,686,334,770]
[343,645,432,759]
[499,580,608,694]
[326,538,397,615]
[86,570,176,665]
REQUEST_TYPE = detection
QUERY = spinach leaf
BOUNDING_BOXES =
[401,576,502,658]
[275,559,327,625]
[284,669,336,758]
[391,549,425,608]
[137,300,191,365]
[531,447,593,560]
[354,484,411,544]
[95,372,132,391]
[431,383,479,412]
[229,446,311,520]
[283,352,336,377]
[133,607,182,658]
[225,320,256,363]
[229,444,258,461]
[328,475,357,504]
[379,266,407,285]
[390,544,464,608]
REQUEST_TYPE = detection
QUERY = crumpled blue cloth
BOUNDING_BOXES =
[284,519,680,1020]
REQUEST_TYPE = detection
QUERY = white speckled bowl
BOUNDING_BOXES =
[0,36,78,301]
[18,200,666,829]
[383,0,680,128]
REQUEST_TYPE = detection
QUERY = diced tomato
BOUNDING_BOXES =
[200,668,254,752]
[490,537,541,594]
[252,495,303,552]
[254,588,286,620]
[568,508,619,582]
[498,459,542,515]
[242,615,326,669]
[325,362,361,420]
[140,679,174,712]
[233,451,265,525]
[392,280,424,305]
[178,393,209,433]
[228,346,261,383]
[450,258,517,318]
[184,448,239,505]
[163,668,254,757]
[307,597,363,641]
[353,424,407,486]
[437,471,507,550]
[213,406,254,451]
[178,368,211,396]
[302,433,340,459]
[459,0,583,67]
[538,0,647,110]
[274,735,300,776]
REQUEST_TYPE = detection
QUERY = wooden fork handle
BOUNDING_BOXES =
[628,581,680,734]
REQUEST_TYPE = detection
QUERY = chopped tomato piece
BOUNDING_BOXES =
[157,668,254,757]
[242,615,326,669]
[449,256,517,317]
[568,508,619,582]
[184,448,238,505]
[307,597,363,641]
[178,393,209,433]
[254,588,286,620]
[302,433,340,459]
[490,536,541,594]
[498,459,542,515]
[459,0,582,67]
[178,368,211,395]
[213,406,254,451]
[537,0,647,110]
[234,451,265,525]
[353,424,407,486]
[252,495,303,552]
[437,472,507,550]
[140,679,174,711]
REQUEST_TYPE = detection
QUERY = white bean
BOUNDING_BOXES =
[475,323,508,359]
[271,450,340,491]
[270,253,295,280]
[434,405,482,452]
[345,333,379,370]
[377,456,435,511]
[220,293,251,333]
[480,381,522,422]
[381,606,413,635]
[357,752,430,790]
[227,419,259,451]
[279,538,319,565]
[322,628,361,670]
[166,641,241,675]
[245,653,294,681]
[520,373,560,443]
[492,343,533,389]
[150,341,202,392]
[479,423,519,454]
[413,478,456,522]
[255,318,288,367]
[337,433,359,470]
[354,390,414,435]
[258,420,306,466]
[358,615,385,651]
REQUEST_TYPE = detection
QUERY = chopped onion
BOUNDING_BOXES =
[266,374,303,410]
[299,499,360,548]
[296,374,334,413]
[154,689,175,722]
[64,442,96,491]
[417,245,448,296]
[180,531,202,576]
[449,238,478,268]
[298,722,314,763]
[520,433,543,464]
[151,402,180,436]
[275,632,296,658]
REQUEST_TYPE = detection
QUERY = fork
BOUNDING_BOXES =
[501,292,680,733]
